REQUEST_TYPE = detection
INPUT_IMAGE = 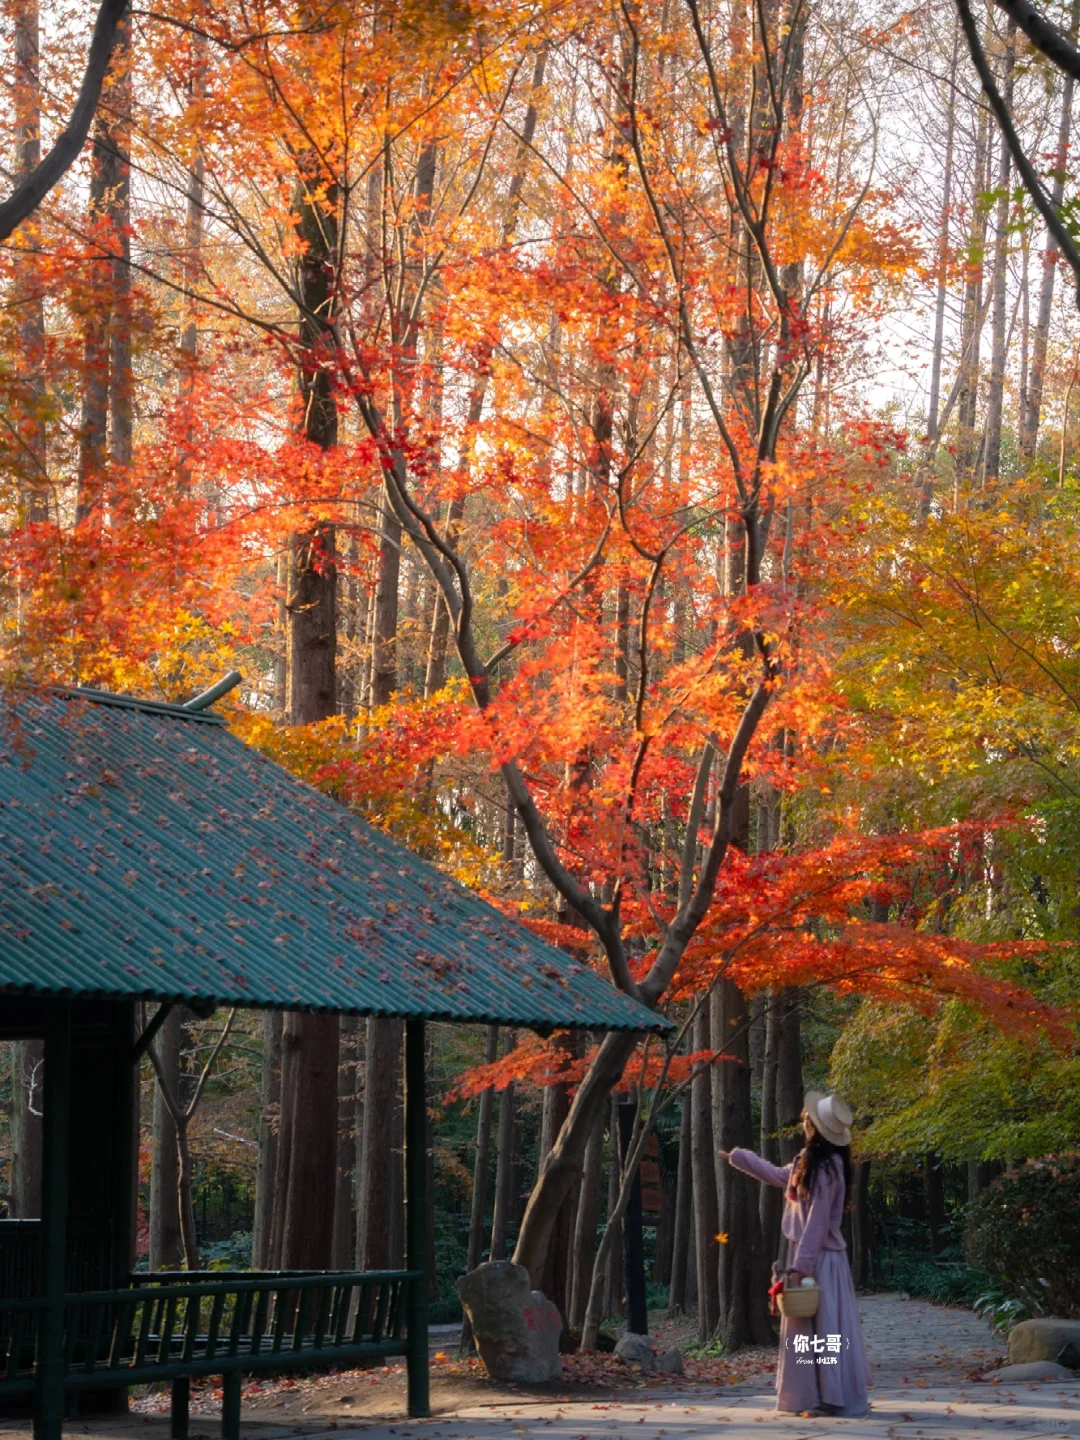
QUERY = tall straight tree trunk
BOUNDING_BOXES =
[603,1100,624,1318]
[919,28,959,517]
[277,1011,339,1268]
[331,1016,359,1269]
[355,1015,401,1268]
[10,1039,43,1217]
[252,1011,281,1269]
[666,1098,692,1316]
[389,1081,406,1269]
[369,491,401,705]
[1020,0,1079,459]
[177,25,206,487]
[107,16,132,470]
[460,1025,499,1351]
[77,25,130,525]
[691,1008,719,1339]
[286,147,338,722]
[759,989,784,1262]
[568,1103,605,1332]
[927,29,958,447]
[11,0,48,520]
[538,1070,575,1325]
[982,20,1017,485]
[490,1038,517,1261]
[850,1160,871,1288]
[956,91,992,483]
[277,152,341,1270]
[149,1007,182,1270]
[713,979,773,1347]
[775,989,803,1164]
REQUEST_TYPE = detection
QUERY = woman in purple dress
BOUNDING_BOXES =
[719,1091,871,1418]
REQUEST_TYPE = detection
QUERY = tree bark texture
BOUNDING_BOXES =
[1019,0,1079,458]
[759,988,784,1263]
[356,1016,401,1269]
[568,1103,605,1332]
[603,1099,624,1318]
[11,0,48,520]
[775,988,804,1164]
[76,34,129,525]
[10,1038,43,1217]
[252,1010,282,1269]
[956,89,992,479]
[149,1008,182,1270]
[490,1033,517,1261]
[277,1012,340,1269]
[850,1159,871,1288]
[512,1029,638,1286]
[331,1015,359,1270]
[460,1025,499,1351]
[982,20,1017,484]
[691,1010,719,1340]
[667,1097,693,1316]
[538,1068,576,1325]
[713,980,774,1348]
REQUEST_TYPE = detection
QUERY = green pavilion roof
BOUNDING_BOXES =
[0,686,668,1033]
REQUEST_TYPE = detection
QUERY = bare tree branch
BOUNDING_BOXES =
[0,0,130,243]
[955,0,1080,306]
[993,0,1080,78]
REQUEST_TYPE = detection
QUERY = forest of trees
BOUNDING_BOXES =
[0,0,1078,1348]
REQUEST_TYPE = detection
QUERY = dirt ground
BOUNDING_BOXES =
[128,1315,774,1426]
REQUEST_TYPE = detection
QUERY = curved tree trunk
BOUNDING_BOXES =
[512,1029,637,1284]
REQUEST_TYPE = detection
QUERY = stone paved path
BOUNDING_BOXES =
[3,1296,1078,1440]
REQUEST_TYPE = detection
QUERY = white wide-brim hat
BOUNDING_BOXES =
[804,1090,853,1146]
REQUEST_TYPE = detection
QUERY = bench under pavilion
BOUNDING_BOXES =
[0,681,668,1440]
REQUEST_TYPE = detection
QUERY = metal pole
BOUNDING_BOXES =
[404,1019,430,1418]
[35,998,71,1440]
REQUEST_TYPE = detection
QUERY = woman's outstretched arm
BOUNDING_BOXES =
[720,1147,791,1188]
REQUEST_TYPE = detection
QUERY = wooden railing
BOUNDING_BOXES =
[0,1269,417,1438]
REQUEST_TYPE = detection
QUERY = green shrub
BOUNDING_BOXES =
[202,1231,252,1269]
[965,1153,1080,1319]
[876,1252,992,1307]
[972,1284,1029,1334]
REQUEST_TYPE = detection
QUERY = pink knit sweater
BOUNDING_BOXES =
[728,1147,847,1276]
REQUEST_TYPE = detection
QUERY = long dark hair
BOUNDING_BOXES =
[791,1126,853,1209]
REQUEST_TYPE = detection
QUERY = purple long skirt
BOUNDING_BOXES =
[775,1247,871,1416]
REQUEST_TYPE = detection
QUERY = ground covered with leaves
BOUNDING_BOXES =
[130,1323,774,1424]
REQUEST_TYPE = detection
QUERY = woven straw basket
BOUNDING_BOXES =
[777,1282,820,1319]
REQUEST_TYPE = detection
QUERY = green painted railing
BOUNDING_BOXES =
[0,1268,418,1439]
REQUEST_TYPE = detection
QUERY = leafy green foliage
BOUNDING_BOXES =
[972,1284,1030,1334]
[965,1154,1080,1318]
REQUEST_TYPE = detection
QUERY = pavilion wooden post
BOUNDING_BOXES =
[405,1018,430,1418]
[35,998,70,1440]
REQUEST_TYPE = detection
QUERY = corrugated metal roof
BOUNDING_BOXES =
[0,687,668,1032]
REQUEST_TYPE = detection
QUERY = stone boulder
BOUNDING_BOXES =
[984,1361,1076,1383]
[1008,1318,1080,1369]
[614,1332,655,1370]
[455,1262,562,1383]
[656,1346,685,1375]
